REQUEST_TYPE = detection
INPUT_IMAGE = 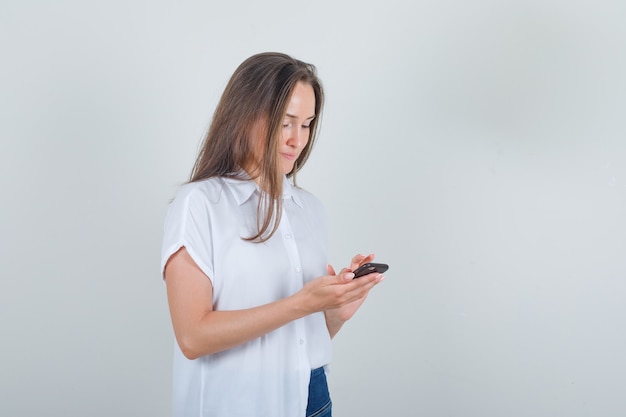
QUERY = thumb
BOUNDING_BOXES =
[326,265,353,283]
[337,267,354,283]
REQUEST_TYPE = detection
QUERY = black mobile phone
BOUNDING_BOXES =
[353,262,389,278]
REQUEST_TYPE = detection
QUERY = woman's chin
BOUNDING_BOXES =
[281,163,295,175]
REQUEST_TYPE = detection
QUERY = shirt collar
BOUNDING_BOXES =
[222,174,303,208]
[282,177,303,208]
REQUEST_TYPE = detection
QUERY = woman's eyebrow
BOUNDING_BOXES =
[285,113,316,120]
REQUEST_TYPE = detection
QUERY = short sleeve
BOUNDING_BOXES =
[160,184,215,282]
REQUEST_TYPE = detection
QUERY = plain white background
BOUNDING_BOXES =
[1,0,625,416]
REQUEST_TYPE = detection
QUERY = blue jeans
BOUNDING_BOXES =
[306,367,332,417]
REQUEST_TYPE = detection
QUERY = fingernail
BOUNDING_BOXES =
[345,272,355,280]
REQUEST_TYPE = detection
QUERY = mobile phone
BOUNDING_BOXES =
[353,262,389,278]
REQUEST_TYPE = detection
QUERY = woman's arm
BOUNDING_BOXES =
[165,247,382,359]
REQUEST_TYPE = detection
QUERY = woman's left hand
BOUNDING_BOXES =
[324,253,381,337]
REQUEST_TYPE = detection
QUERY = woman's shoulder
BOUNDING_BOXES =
[291,184,325,210]
[172,177,225,206]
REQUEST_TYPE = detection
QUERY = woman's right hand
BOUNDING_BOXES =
[296,262,383,315]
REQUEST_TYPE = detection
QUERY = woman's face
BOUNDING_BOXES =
[278,81,316,175]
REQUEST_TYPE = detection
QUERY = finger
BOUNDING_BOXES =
[340,277,381,305]
[327,264,336,275]
[342,270,355,282]
[343,272,383,294]
[329,273,383,308]
[335,269,354,284]
[349,254,365,271]
[350,253,365,266]
[354,272,385,292]
[351,253,375,270]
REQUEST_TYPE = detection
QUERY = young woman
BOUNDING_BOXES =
[161,52,384,417]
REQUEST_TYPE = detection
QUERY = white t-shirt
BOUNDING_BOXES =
[161,175,332,417]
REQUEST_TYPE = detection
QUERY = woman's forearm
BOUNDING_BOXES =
[324,311,344,339]
[175,293,310,359]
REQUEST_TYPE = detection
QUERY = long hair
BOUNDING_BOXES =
[189,52,324,242]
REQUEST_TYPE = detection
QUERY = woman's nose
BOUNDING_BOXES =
[288,128,303,148]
